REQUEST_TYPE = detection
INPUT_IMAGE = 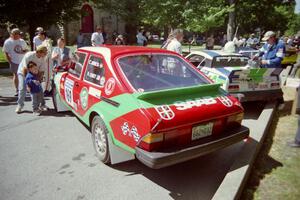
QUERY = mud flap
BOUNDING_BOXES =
[107,134,135,165]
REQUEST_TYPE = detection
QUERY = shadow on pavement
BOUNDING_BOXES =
[39,109,73,117]
[110,144,242,200]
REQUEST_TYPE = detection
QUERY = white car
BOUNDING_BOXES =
[186,50,283,102]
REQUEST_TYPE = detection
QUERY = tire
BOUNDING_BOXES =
[52,82,58,112]
[91,115,110,164]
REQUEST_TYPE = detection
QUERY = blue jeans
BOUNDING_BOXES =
[31,91,45,110]
[17,74,26,107]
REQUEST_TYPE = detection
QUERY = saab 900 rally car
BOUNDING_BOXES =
[186,50,283,102]
[52,46,249,169]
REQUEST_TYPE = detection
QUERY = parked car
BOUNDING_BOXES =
[186,50,283,102]
[52,46,249,169]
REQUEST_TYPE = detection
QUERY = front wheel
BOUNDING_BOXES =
[52,81,58,112]
[91,115,110,164]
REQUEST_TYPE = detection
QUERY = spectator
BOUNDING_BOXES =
[33,30,47,50]
[2,28,28,96]
[246,33,259,48]
[165,29,184,55]
[136,29,147,46]
[15,45,48,113]
[114,35,126,45]
[206,34,215,50]
[51,38,72,67]
[91,26,104,47]
[142,31,148,46]
[25,61,46,115]
[253,31,285,68]
[76,30,84,48]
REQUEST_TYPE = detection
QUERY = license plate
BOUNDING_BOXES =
[192,122,213,141]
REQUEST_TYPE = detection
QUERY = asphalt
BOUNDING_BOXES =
[0,76,273,200]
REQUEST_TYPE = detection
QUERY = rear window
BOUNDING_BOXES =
[117,54,208,92]
[212,56,249,68]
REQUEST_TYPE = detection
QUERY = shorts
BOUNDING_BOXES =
[9,62,19,74]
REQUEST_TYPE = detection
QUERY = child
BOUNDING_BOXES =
[25,61,46,115]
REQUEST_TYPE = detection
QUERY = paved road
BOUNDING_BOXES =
[0,76,263,200]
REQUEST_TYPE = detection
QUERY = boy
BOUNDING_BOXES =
[25,62,46,115]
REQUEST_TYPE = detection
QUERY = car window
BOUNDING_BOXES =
[186,54,205,67]
[68,52,86,78]
[84,55,105,86]
[212,56,249,68]
[118,54,209,92]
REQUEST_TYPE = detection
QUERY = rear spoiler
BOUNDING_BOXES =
[136,83,223,102]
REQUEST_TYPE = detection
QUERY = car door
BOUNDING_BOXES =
[73,54,106,116]
[62,51,87,112]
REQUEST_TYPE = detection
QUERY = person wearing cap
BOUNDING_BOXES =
[254,31,286,68]
[33,29,47,50]
[91,26,104,46]
[15,45,48,113]
[2,28,28,96]
[246,33,259,48]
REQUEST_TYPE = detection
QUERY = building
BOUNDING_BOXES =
[64,2,125,45]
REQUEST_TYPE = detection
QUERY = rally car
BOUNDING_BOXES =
[52,46,249,169]
[186,50,283,102]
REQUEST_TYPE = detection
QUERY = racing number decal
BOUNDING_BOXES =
[64,78,74,107]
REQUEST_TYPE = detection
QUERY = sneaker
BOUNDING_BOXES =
[14,93,18,97]
[33,109,42,116]
[287,141,300,148]
[278,103,285,111]
[40,105,49,111]
[15,105,23,114]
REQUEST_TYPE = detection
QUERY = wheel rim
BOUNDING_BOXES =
[94,123,107,156]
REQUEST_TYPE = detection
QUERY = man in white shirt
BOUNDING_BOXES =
[166,29,184,55]
[16,46,48,113]
[136,29,147,46]
[91,26,104,46]
[33,30,47,50]
[246,33,259,48]
[2,28,28,96]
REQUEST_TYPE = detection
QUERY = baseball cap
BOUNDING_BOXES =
[262,31,276,41]
[11,28,21,35]
[36,27,44,32]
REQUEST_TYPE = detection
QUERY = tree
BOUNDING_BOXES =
[0,0,83,49]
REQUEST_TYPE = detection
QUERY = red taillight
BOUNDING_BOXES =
[271,82,280,88]
[228,84,240,91]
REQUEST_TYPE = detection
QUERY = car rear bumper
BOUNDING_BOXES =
[135,125,249,169]
[231,89,283,102]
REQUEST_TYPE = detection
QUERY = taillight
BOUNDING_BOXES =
[271,82,280,88]
[227,112,244,125]
[138,133,164,151]
[228,84,240,91]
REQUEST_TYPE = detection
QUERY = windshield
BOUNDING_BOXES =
[118,54,208,92]
[212,56,249,68]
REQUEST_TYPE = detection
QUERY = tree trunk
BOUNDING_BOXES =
[163,26,168,40]
[227,0,236,41]
[28,23,36,51]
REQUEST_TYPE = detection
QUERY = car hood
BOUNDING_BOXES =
[133,83,243,131]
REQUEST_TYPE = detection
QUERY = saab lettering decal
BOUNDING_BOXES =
[121,122,140,142]
[155,105,175,120]
[217,96,233,107]
[64,78,74,106]
[105,78,115,96]
[80,87,89,110]
[88,87,101,99]
[174,97,217,110]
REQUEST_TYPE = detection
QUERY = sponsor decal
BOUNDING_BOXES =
[155,105,175,120]
[121,122,140,142]
[217,96,233,107]
[105,78,115,95]
[88,87,101,99]
[174,97,217,110]
[80,87,89,110]
[64,78,74,107]
[88,59,101,67]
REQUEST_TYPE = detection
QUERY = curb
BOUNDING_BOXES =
[212,102,277,200]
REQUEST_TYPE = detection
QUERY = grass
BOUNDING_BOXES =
[241,87,300,200]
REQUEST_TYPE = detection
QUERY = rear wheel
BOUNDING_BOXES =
[91,115,110,164]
